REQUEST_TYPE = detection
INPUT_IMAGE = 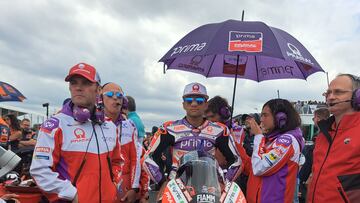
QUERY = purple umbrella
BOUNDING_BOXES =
[159,19,324,116]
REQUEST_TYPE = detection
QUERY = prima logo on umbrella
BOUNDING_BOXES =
[259,65,295,76]
[286,43,314,65]
[228,31,263,52]
[170,42,207,57]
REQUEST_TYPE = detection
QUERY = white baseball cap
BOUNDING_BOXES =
[183,82,209,99]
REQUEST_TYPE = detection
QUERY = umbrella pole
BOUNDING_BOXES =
[228,10,244,123]
[230,55,240,123]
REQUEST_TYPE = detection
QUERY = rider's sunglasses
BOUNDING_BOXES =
[103,91,124,99]
[183,97,206,105]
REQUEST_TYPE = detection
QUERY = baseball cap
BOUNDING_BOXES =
[183,82,209,99]
[65,63,101,84]
[241,113,261,124]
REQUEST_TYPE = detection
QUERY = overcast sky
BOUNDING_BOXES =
[0,0,359,130]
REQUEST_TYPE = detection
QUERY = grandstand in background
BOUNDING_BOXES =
[234,100,327,142]
[0,104,46,125]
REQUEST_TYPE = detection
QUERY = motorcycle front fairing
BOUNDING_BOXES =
[162,151,246,203]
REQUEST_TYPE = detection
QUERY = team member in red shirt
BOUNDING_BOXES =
[307,74,360,203]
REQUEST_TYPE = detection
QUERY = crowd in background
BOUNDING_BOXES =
[0,68,358,203]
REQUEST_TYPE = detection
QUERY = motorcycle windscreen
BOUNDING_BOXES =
[178,159,222,202]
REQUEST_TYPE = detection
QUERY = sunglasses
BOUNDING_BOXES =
[103,91,124,99]
[183,97,206,105]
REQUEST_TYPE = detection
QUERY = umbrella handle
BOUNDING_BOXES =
[230,55,240,124]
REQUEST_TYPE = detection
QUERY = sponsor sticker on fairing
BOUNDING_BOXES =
[175,178,192,201]
[222,182,246,203]
[197,193,216,203]
[228,31,263,52]
[167,180,188,202]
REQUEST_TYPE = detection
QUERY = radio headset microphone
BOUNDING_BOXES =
[328,100,351,107]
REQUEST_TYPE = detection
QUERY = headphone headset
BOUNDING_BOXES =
[352,88,360,111]
[328,74,360,111]
[273,99,288,130]
[275,112,287,129]
[345,74,360,111]
[72,95,105,124]
[71,96,113,196]
[122,96,128,110]
[219,105,231,121]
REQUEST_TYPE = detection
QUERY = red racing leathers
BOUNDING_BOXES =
[139,148,150,199]
[30,102,122,203]
[307,112,360,203]
[117,119,141,199]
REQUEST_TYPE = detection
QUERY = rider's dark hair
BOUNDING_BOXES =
[4,114,21,131]
[126,96,136,112]
[263,98,301,133]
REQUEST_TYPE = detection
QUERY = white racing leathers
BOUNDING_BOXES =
[143,118,242,185]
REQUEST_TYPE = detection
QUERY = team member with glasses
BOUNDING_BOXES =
[101,82,149,203]
[103,90,124,99]
[307,74,360,203]
[142,82,242,200]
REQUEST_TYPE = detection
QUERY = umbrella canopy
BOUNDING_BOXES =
[160,20,324,82]
[0,81,26,102]
[159,20,324,118]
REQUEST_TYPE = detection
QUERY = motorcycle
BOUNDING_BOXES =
[161,151,246,203]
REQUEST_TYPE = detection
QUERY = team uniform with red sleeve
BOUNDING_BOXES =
[232,126,251,176]
[139,148,150,200]
[117,119,141,198]
[239,128,304,203]
[30,102,122,203]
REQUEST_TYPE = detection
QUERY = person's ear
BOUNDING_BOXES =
[96,85,101,94]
